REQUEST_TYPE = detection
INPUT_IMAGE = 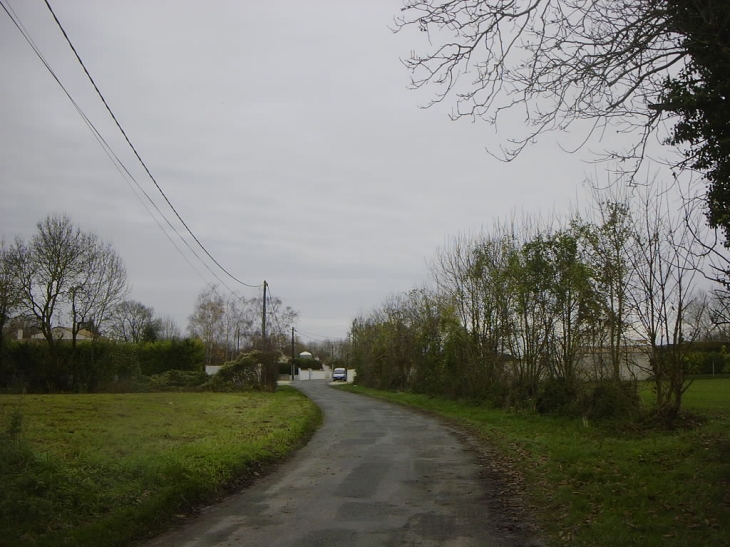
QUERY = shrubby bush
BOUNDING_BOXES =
[148,369,208,391]
[581,381,641,420]
[536,378,581,416]
[205,351,278,392]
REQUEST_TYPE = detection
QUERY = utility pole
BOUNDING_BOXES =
[261,280,267,352]
[291,326,296,381]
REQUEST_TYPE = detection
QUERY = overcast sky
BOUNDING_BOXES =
[1,1,603,342]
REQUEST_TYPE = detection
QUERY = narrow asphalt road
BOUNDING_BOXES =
[142,381,541,547]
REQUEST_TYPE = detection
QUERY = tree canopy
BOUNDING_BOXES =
[656,0,730,243]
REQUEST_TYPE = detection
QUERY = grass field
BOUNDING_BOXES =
[679,378,730,412]
[0,388,321,547]
[339,379,730,547]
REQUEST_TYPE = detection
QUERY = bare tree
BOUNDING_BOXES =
[157,315,182,340]
[703,290,730,341]
[431,231,516,392]
[629,182,706,418]
[395,0,685,167]
[248,295,298,354]
[221,296,255,360]
[10,215,88,375]
[188,286,226,365]
[68,236,128,347]
[108,300,155,343]
[584,196,637,383]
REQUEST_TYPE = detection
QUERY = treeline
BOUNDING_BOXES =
[0,214,201,392]
[0,214,303,393]
[349,183,730,421]
[187,285,298,366]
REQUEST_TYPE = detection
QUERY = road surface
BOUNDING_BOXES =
[142,380,542,547]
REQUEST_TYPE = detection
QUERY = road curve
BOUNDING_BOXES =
[142,380,541,547]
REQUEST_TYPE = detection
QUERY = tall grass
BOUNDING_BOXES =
[0,388,320,547]
[339,379,730,546]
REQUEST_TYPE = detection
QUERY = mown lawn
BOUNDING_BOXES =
[0,388,321,547]
[339,380,730,547]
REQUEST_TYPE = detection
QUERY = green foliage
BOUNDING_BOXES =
[1,340,140,393]
[148,369,208,391]
[683,343,730,375]
[205,351,277,392]
[0,390,321,547]
[0,338,204,393]
[347,210,706,419]
[659,0,730,245]
[136,338,205,376]
[536,377,580,416]
[581,381,641,421]
[1,340,54,392]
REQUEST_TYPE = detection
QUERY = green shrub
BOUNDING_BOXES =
[148,370,208,391]
[581,381,641,420]
[536,377,581,415]
[504,378,540,411]
[204,351,278,392]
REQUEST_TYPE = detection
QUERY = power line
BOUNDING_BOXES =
[294,327,340,342]
[0,0,234,295]
[43,0,262,289]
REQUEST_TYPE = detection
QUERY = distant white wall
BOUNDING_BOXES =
[577,347,652,381]
[297,369,329,381]
[296,368,357,382]
[205,365,222,376]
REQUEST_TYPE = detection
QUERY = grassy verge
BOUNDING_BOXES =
[338,381,730,547]
[0,387,321,547]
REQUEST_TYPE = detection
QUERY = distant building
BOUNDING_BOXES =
[577,341,652,381]
[28,327,95,341]
[299,351,313,359]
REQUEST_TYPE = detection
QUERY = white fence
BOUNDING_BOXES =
[297,368,357,382]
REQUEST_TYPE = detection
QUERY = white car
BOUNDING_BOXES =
[332,368,347,381]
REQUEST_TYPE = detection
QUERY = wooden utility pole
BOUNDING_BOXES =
[291,326,295,380]
[261,280,267,352]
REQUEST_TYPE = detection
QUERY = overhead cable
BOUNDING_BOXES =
[0,0,233,294]
[43,0,262,289]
